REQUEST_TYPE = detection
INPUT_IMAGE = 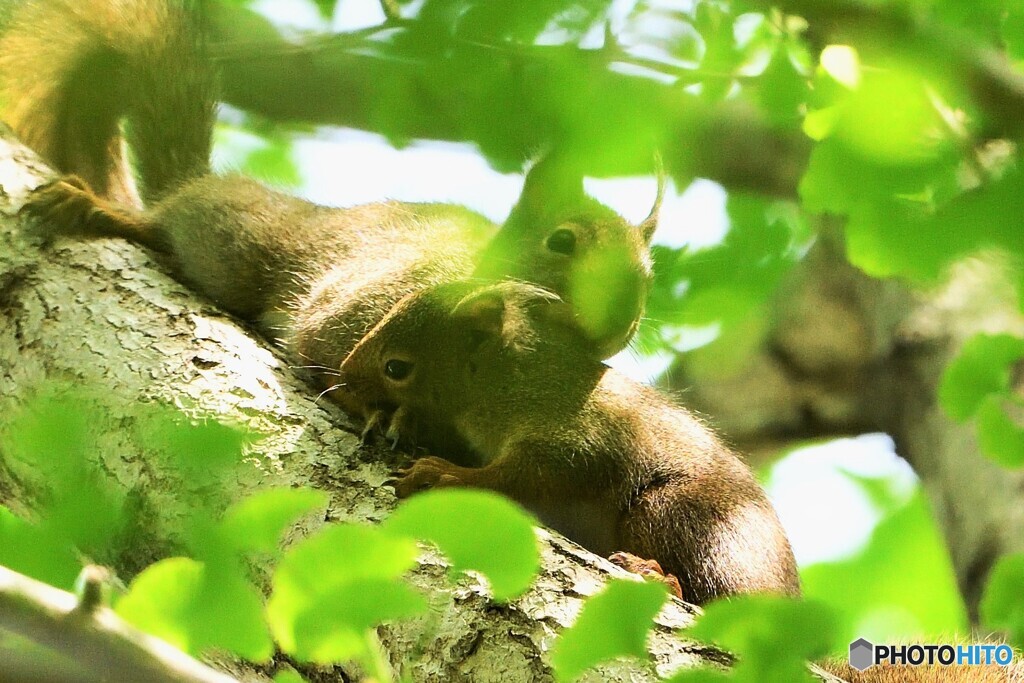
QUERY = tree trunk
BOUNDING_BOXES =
[0,128,731,681]
[665,226,1024,622]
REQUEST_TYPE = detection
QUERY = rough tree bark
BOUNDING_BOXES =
[664,227,1024,623]
[0,131,734,680]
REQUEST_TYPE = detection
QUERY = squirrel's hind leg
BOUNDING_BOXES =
[22,176,168,252]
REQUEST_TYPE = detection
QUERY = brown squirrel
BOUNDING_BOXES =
[0,0,659,430]
[339,280,801,604]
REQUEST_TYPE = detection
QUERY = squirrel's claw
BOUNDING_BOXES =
[608,551,683,599]
[360,409,385,445]
[385,406,407,451]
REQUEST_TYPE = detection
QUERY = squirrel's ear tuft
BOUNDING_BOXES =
[453,282,563,350]
[511,153,585,221]
[639,152,665,244]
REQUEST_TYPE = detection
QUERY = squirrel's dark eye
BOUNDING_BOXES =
[384,359,413,381]
[545,228,576,256]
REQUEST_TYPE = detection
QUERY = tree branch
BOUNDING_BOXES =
[761,0,1024,140]
[0,564,239,683]
[204,4,809,197]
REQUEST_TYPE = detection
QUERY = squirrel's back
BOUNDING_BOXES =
[0,0,215,204]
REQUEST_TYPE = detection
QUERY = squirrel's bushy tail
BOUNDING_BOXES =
[0,0,216,205]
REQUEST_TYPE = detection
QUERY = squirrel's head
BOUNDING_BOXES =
[339,280,585,425]
[474,155,663,360]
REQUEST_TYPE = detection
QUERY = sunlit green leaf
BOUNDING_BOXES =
[755,46,809,124]
[976,396,1024,468]
[116,558,273,661]
[142,413,251,484]
[292,578,426,662]
[550,579,668,682]
[1005,0,1024,61]
[382,489,539,601]
[938,334,1024,421]
[221,488,328,554]
[0,507,81,590]
[797,487,967,650]
[685,596,836,682]
[0,394,125,572]
[267,524,421,654]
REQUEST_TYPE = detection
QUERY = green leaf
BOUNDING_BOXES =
[116,558,273,661]
[0,394,126,574]
[221,488,328,554]
[268,524,421,655]
[981,553,1024,650]
[1004,0,1024,61]
[756,46,809,124]
[274,672,307,683]
[0,507,81,590]
[142,413,252,486]
[382,489,540,601]
[685,596,837,683]
[938,334,1024,421]
[976,396,1024,468]
[292,578,426,662]
[550,579,668,682]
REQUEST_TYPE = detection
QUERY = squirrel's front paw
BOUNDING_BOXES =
[391,456,464,498]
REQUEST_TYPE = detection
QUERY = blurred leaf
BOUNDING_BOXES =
[550,579,668,682]
[0,507,80,590]
[267,524,421,655]
[312,0,337,21]
[116,557,273,661]
[932,0,1004,45]
[643,193,805,368]
[382,489,540,601]
[292,578,426,662]
[684,596,837,682]
[243,138,302,188]
[221,488,328,554]
[938,334,1024,421]
[976,396,1024,468]
[800,488,967,650]
[413,0,610,43]
[980,553,1024,650]
[755,46,810,124]
[1005,0,1024,61]
[274,672,307,683]
[142,413,251,483]
[694,0,741,101]
[0,394,125,574]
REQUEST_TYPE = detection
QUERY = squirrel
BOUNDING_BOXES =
[0,0,660,435]
[338,279,801,604]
